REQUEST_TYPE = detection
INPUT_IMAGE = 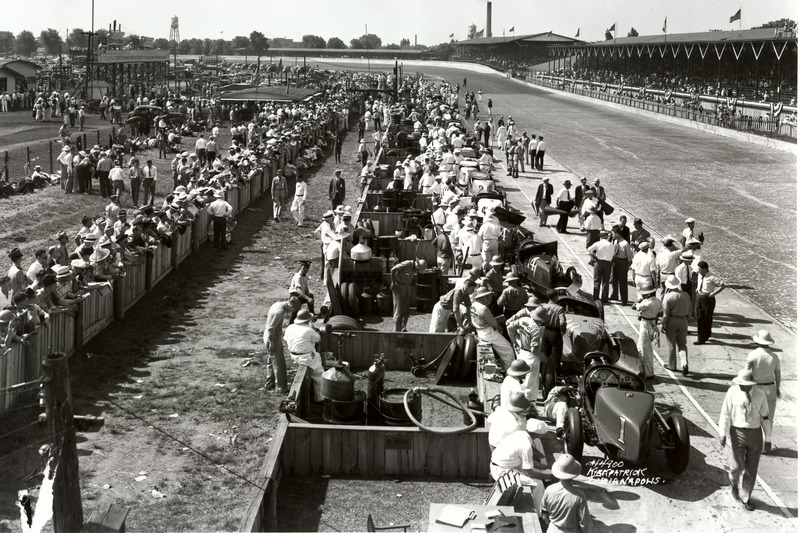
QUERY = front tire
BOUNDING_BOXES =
[564,407,584,462]
[665,413,690,473]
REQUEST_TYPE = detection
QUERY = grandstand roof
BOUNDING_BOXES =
[586,27,796,47]
[218,85,320,103]
[455,32,581,45]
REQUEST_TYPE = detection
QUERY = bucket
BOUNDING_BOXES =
[379,388,422,426]
[376,290,393,317]
[322,391,366,425]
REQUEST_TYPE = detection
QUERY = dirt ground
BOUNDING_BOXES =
[0,113,372,531]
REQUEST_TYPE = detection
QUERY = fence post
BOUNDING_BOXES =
[83,133,87,150]
[97,130,100,147]
[26,146,31,171]
[2,151,7,183]
[49,141,54,174]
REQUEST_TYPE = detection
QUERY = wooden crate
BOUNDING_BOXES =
[319,330,455,370]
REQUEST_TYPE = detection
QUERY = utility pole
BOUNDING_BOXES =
[43,352,83,533]
[81,30,96,100]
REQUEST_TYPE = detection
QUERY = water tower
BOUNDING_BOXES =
[169,16,180,43]
[468,23,477,39]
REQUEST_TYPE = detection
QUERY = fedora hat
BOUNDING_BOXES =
[552,454,582,480]
[294,309,313,324]
[752,330,774,346]
[664,275,681,290]
[733,369,757,386]
[506,391,531,412]
[661,235,676,245]
[507,360,532,377]
[639,287,657,296]
[531,307,549,324]
[686,238,702,246]
[7,247,23,260]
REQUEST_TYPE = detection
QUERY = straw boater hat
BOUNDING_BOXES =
[90,248,110,263]
[661,235,676,245]
[506,392,531,413]
[323,211,334,219]
[294,309,313,324]
[680,251,694,261]
[686,238,702,246]
[552,454,582,480]
[507,360,532,377]
[752,330,774,345]
[732,369,757,386]
[664,275,681,290]
[54,265,71,279]
[638,242,650,251]
[214,190,225,198]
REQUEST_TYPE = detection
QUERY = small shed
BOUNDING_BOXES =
[0,59,41,92]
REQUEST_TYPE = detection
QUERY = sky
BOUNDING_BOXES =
[2,0,797,46]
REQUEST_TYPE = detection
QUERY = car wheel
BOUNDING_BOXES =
[324,315,362,331]
[459,333,477,381]
[543,370,556,400]
[665,413,691,473]
[450,335,465,378]
[338,282,351,316]
[564,407,584,462]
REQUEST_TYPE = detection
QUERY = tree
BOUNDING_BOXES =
[756,18,797,30]
[186,38,204,55]
[399,38,411,48]
[249,31,269,58]
[211,38,230,55]
[124,34,141,47]
[67,28,85,49]
[203,38,213,55]
[605,30,613,40]
[231,35,250,54]
[154,38,171,50]
[627,27,639,37]
[431,42,456,60]
[177,40,191,54]
[302,34,326,48]
[94,29,108,49]
[385,43,400,50]
[351,33,382,49]
[39,28,63,56]
[0,31,15,55]
[327,36,346,49]
[15,30,37,56]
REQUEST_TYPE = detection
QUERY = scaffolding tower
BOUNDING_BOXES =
[169,16,180,43]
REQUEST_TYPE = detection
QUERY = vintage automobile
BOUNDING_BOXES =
[516,240,581,297]
[562,353,691,473]
[537,289,640,397]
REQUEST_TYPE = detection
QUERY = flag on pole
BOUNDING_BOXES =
[662,17,667,33]
[509,26,515,32]
[476,29,484,37]
[449,33,454,38]
[730,8,741,23]
[575,27,580,38]
[609,23,616,32]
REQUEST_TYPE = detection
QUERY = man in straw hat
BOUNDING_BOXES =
[284,309,324,402]
[718,369,771,511]
[745,330,781,445]
[633,287,661,379]
[391,257,427,332]
[542,454,593,532]
[661,275,692,375]
[471,287,516,371]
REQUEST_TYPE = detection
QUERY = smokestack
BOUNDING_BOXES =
[486,1,492,38]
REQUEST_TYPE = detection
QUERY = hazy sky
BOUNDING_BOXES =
[3,0,797,45]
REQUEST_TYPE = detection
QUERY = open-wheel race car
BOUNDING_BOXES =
[516,240,581,296]
[539,288,640,397]
[562,353,691,473]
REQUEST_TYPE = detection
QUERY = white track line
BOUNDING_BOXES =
[496,156,793,518]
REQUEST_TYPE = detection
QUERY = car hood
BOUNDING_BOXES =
[595,387,654,463]
[565,315,607,359]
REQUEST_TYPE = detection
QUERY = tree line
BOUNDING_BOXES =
[0,28,434,58]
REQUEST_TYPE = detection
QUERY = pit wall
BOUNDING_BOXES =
[0,122,336,415]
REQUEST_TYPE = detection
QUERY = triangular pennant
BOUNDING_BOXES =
[625,46,633,58]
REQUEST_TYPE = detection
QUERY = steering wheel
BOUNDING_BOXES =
[585,367,620,397]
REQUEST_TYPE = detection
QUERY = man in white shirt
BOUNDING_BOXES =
[490,430,549,513]
[487,392,529,448]
[746,330,781,439]
[554,180,574,233]
[194,134,207,166]
[478,211,502,265]
[630,242,657,298]
[587,232,615,303]
[291,175,308,227]
[109,159,126,199]
[284,310,324,402]
[499,360,531,409]
[142,160,158,207]
[681,217,704,246]
[207,190,233,249]
[289,260,315,315]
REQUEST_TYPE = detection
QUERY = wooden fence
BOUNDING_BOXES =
[319,330,454,370]
[0,117,337,417]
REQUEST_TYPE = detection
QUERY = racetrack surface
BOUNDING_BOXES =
[316,60,797,330]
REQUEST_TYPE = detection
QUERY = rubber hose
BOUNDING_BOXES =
[403,387,478,434]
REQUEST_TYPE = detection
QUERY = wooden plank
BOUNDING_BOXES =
[372,429,385,477]
[412,431,427,475]
[293,426,311,475]
[356,430,369,476]
[321,428,333,474]
[458,433,476,478]
[309,424,322,475]
[425,433,442,476]
[330,429,343,475]
[340,429,357,475]
[441,434,459,477]
[281,425,296,475]
[475,429,492,479]
[82,501,130,532]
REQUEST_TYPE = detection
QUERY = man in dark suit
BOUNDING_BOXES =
[534,177,554,227]
[328,170,346,210]
[593,177,607,223]
[573,177,591,230]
